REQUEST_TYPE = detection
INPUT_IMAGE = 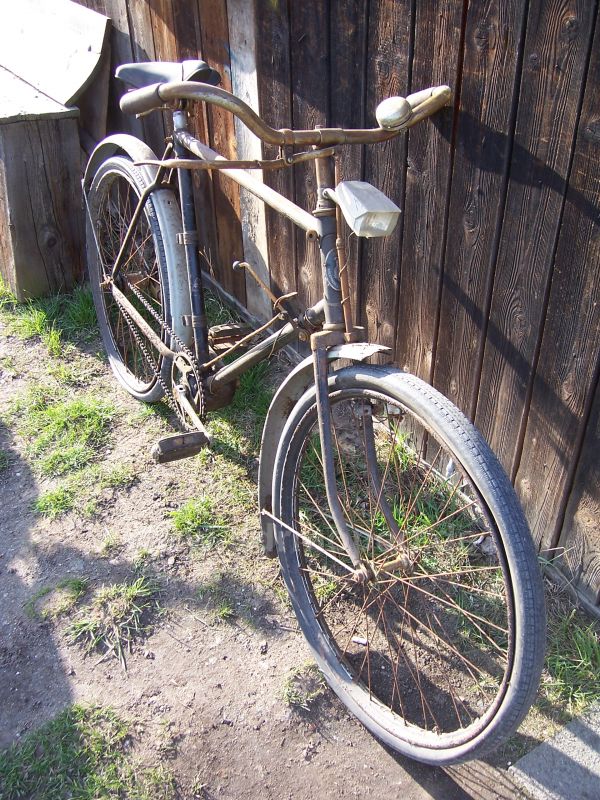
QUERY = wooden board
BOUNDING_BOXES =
[515,13,600,551]
[0,0,109,106]
[360,0,412,347]
[197,0,246,304]
[393,0,463,379]
[289,1,329,313]
[0,66,79,123]
[474,0,596,475]
[556,376,600,605]
[432,0,528,418]
[254,0,296,304]
[0,117,84,299]
[227,0,272,323]
[329,0,369,327]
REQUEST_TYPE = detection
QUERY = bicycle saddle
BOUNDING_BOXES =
[116,60,221,89]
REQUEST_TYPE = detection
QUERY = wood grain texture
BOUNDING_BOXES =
[197,0,246,303]
[329,0,368,325]
[556,375,600,605]
[254,0,296,302]
[394,0,462,380]
[433,0,527,417]
[126,0,166,155]
[361,0,412,347]
[474,0,596,475]
[0,118,83,299]
[0,0,110,106]
[516,14,600,551]
[289,0,329,312]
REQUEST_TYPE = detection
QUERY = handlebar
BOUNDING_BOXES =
[120,81,452,147]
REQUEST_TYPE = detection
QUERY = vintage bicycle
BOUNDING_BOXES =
[83,59,546,765]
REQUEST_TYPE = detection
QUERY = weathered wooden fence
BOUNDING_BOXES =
[79,0,600,611]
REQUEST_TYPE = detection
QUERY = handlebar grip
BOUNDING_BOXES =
[120,83,164,116]
[375,85,452,131]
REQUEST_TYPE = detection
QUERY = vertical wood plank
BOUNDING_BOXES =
[126,0,167,154]
[556,374,600,605]
[393,0,463,378]
[432,0,527,417]
[197,0,246,303]
[289,0,329,312]
[361,0,412,345]
[329,0,369,322]
[516,14,600,551]
[254,0,296,302]
[474,0,596,475]
[228,0,272,322]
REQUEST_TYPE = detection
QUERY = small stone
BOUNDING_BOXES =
[260,641,268,655]
[167,556,176,567]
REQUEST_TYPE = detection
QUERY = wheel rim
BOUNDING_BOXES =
[93,170,165,392]
[283,388,515,749]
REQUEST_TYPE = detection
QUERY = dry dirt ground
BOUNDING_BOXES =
[0,312,539,800]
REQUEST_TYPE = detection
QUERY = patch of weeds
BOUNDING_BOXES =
[46,358,102,388]
[0,704,176,800]
[99,463,136,490]
[0,275,15,308]
[100,530,122,557]
[134,548,152,571]
[82,499,98,518]
[281,662,327,710]
[0,449,9,472]
[0,284,98,354]
[68,576,159,669]
[205,289,237,326]
[12,387,114,477]
[195,574,237,624]
[33,486,76,518]
[23,586,52,619]
[0,355,18,376]
[171,497,230,548]
[543,605,600,715]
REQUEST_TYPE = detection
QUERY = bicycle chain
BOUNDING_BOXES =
[112,279,205,424]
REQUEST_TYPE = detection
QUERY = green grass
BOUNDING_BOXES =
[12,387,114,477]
[281,663,327,710]
[33,486,76,518]
[170,497,230,548]
[24,586,52,619]
[0,449,9,472]
[25,579,89,619]
[99,530,122,557]
[543,606,600,714]
[0,705,176,800]
[68,577,159,669]
[98,464,136,490]
[0,281,98,356]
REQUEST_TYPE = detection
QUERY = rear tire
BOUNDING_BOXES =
[273,365,545,765]
[86,155,176,402]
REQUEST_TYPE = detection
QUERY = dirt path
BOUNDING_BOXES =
[0,317,531,800]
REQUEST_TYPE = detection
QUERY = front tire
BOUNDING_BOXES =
[272,365,545,765]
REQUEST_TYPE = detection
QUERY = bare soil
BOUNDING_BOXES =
[0,320,535,799]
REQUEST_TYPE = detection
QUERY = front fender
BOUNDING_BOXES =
[258,342,390,556]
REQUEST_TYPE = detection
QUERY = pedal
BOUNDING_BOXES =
[208,322,254,354]
[151,431,211,464]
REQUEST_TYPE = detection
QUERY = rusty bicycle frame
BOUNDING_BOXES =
[98,79,451,576]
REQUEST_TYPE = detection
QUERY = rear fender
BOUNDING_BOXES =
[258,343,390,556]
[83,134,192,349]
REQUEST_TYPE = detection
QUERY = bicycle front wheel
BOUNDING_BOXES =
[86,156,178,402]
[272,365,545,764]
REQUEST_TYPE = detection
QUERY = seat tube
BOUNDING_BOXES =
[314,154,344,330]
[173,109,209,363]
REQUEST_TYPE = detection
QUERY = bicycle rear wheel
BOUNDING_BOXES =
[272,365,545,764]
[86,156,178,402]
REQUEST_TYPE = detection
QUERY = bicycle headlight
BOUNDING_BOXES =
[328,181,401,238]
